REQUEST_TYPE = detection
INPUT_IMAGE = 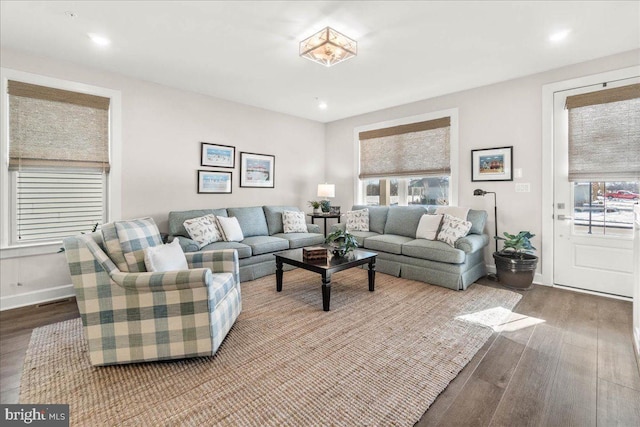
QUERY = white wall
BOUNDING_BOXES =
[325,49,640,280]
[0,48,325,309]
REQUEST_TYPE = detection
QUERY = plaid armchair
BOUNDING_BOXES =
[63,218,241,366]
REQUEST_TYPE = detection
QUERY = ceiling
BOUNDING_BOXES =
[1,1,639,123]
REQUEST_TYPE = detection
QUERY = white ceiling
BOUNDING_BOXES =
[1,1,639,123]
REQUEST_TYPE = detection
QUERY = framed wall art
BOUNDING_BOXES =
[240,152,275,188]
[471,146,513,182]
[201,142,235,168]
[197,170,232,194]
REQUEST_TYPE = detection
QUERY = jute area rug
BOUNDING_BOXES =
[20,268,521,426]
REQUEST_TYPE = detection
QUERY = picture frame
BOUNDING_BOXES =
[240,152,275,188]
[197,170,232,194]
[471,146,513,182]
[201,142,235,168]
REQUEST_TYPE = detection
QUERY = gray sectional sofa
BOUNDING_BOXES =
[168,206,325,282]
[331,205,489,290]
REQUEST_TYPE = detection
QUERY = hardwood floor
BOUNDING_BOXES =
[1,280,639,426]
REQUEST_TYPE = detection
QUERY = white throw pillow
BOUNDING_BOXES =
[437,214,472,247]
[415,214,443,240]
[183,214,222,248]
[282,211,307,233]
[143,238,189,272]
[215,216,245,242]
[346,209,369,232]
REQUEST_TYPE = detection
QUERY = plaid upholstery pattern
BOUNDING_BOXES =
[101,223,128,271]
[63,232,241,366]
[115,218,163,272]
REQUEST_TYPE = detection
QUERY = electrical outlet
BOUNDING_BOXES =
[515,183,531,193]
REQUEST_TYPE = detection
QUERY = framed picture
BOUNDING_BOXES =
[197,170,232,194]
[240,152,275,188]
[471,146,513,182]
[201,142,235,168]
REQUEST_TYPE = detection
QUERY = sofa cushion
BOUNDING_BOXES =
[364,234,413,255]
[402,239,466,264]
[467,209,487,235]
[241,236,289,255]
[435,206,470,222]
[215,216,245,242]
[282,211,308,233]
[114,217,163,272]
[263,206,302,235]
[346,208,369,231]
[227,206,269,237]
[344,230,379,247]
[272,233,325,249]
[351,205,388,234]
[415,214,443,240]
[200,241,252,259]
[183,214,223,248]
[168,209,227,237]
[383,206,429,238]
[437,214,472,247]
[101,222,128,271]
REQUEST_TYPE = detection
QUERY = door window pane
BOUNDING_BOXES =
[573,181,638,236]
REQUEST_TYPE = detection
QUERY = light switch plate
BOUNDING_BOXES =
[515,183,531,193]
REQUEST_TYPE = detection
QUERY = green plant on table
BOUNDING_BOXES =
[308,200,321,209]
[325,229,358,257]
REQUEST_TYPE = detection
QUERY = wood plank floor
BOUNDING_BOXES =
[1,279,639,426]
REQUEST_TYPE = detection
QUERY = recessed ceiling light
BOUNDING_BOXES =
[88,33,111,47]
[549,29,571,43]
[318,101,328,110]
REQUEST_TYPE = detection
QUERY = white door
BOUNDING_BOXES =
[553,78,639,298]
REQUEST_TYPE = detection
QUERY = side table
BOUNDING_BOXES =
[307,213,341,238]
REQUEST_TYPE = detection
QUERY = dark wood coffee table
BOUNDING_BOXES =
[274,248,377,311]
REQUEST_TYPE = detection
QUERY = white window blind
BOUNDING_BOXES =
[15,171,105,242]
[566,83,640,182]
[359,117,451,179]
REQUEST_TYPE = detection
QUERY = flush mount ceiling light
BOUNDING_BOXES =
[299,27,357,67]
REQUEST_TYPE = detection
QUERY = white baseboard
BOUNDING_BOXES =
[0,284,75,311]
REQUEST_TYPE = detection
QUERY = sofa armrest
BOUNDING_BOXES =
[185,249,240,286]
[173,235,200,252]
[455,233,490,253]
[110,268,211,292]
[306,223,321,233]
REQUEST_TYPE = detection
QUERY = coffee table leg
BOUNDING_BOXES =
[276,258,283,292]
[368,259,376,292]
[321,272,331,311]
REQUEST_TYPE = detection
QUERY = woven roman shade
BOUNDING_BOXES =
[8,80,111,171]
[359,117,451,179]
[566,83,640,182]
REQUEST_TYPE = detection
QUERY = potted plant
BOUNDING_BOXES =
[308,200,322,214]
[493,231,538,290]
[325,229,358,257]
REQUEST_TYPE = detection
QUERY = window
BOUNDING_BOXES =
[566,83,640,237]
[356,111,456,206]
[1,72,118,249]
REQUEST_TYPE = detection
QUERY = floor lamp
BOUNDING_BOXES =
[473,188,499,281]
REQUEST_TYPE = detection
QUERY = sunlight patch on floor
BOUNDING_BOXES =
[456,306,545,332]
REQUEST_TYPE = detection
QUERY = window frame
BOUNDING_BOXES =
[353,109,459,206]
[0,68,122,258]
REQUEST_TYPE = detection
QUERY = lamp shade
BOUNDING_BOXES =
[317,184,335,198]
